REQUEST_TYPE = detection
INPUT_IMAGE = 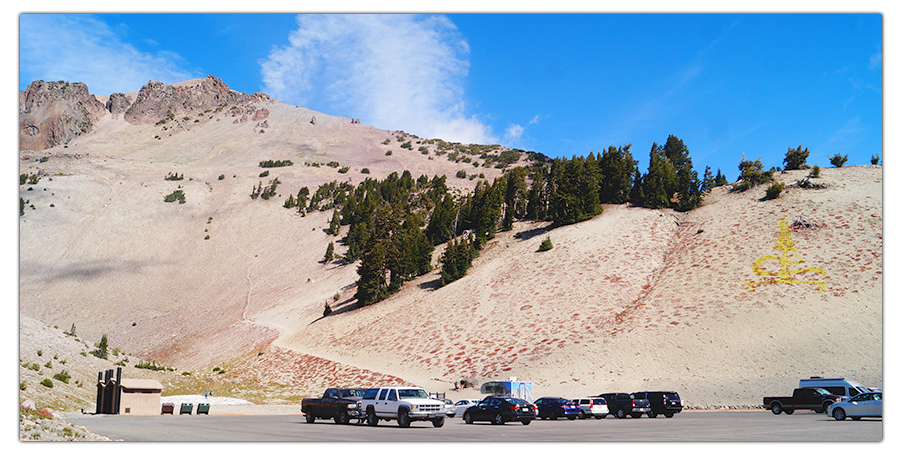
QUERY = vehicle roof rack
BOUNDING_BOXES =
[804,377,845,380]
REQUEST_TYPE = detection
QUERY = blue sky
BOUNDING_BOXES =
[18,12,885,181]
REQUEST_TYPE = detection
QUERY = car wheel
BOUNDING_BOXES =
[550,410,559,420]
[567,415,577,420]
[397,409,411,428]
[647,411,657,418]
[366,408,379,427]
[820,401,833,414]
[432,416,445,428]
[521,419,531,425]
[631,413,642,419]
[664,413,674,418]
[305,414,315,424]
[447,414,455,418]
[334,411,350,425]
[784,409,794,415]
[463,412,474,424]
[771,403,783,415]
[833,407,846,421]
[493,413,505,425]
[615,408,627,419]
[578,410,586,419]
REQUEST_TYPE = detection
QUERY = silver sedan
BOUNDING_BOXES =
[827,392,882,420]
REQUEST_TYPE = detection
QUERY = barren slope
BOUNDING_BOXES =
[19,91,882,409]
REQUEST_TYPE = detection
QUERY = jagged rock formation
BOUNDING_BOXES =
[19,80,106,151]
[123,75,269,125]
[19,75,271,151]
[105,93,132,115]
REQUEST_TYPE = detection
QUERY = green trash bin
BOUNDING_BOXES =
[196,403,210,415]
[179,403,193,415]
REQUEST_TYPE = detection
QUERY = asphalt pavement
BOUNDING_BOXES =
[66,409,882,442]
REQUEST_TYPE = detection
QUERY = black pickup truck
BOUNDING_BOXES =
[763,388,841,415]
[301,388,366,424]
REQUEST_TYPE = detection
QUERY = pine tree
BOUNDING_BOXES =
[324,241,334,263]
[356,241,389,306]
[328,209,341,235]
[642,142,677,209]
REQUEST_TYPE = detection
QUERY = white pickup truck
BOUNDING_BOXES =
[361,386,446,428]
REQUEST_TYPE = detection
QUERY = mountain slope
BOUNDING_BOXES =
[19,77,882,409]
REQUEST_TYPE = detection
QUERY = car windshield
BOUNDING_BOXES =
[397,388,429,399]
[340,389,364,398]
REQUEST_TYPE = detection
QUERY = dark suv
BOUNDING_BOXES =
[599,393,651,419]
[632,391,683,418]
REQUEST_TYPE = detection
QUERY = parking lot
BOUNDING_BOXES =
[68,409,882,442]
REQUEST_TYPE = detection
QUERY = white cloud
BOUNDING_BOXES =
[504,123,524,141]
[19,15,198,95]
[260,14,495,145]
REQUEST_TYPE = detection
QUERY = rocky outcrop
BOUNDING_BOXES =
[105,93,132,115]
[123,75,270,125]
[19,80,107,151]
[20,75,272,150]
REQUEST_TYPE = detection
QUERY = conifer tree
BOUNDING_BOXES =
[324,241,334,263]
[328,209,341,235]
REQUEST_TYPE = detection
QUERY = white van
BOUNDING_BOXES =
[798,377,872,398]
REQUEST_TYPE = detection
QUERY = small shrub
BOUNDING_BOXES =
[871,154,880,165]
[53,370,71,384]
[539,237,554,252]
[765,181,785,200]
[385,150,392,156]
[164,190,186,204]
[218,174,225,180]
[456,170,467,179]
[361,168,370,174]
[259,170,270,178]
[808,165,821,178]
[784,145,809,170]
[40,379,54,388]
[20,381,26,391]
[37,350,42,357]
[829,153,848,167]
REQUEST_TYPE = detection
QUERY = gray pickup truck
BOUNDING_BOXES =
[301,388,366,424]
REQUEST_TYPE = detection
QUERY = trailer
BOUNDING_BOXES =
[479,378,533,403]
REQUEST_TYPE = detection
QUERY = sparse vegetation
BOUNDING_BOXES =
[539,237,554,252]
[91,334,109,360]
[829,153,849,167]
[809,165,821,178]
[40,379,54,388]
[871,154,880,165]
[765,181,785,200]
[259,160,293,168]
[164,190,186,204]
[53,370,71,384]
[783,145,809,170]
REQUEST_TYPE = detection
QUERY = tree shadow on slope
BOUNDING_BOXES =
[307,295,358,325]
[513,224,553,241]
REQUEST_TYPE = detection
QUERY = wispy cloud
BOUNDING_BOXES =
[260,14,495,145]
[816,115,864,156]
[19,15,198,95]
